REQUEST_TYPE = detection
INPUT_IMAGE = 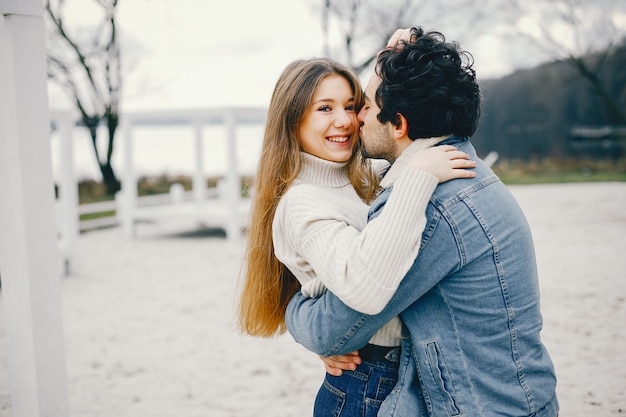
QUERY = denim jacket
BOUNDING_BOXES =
[286,137,559,417]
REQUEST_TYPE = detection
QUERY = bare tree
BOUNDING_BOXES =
[45,0,122,194]
[320,0,500,75]
[508,0,626,124]
[320,0,625,123]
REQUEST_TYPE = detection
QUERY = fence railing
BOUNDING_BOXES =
[51,107,267,275]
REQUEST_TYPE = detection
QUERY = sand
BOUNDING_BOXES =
[1,182,625,416]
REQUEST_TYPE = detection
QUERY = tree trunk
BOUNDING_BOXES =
[102,111,120,194]
[99,160,120,195]
[84,114,121,196]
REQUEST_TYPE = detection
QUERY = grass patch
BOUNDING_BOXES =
[492,157,626,185]
[79,210,116,221]
[75,175,255,221]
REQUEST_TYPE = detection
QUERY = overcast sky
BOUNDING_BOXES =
[48,0,626,111]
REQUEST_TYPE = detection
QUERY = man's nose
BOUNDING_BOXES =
[357,107,366,123]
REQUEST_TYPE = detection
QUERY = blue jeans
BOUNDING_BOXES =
[313,358,399,417]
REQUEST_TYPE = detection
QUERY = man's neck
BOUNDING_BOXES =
[380,135,451,188]
[391,135,452,162]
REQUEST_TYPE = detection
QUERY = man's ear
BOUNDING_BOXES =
[393,113,409,140]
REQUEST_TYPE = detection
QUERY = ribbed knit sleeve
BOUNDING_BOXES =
[274,166,437,315]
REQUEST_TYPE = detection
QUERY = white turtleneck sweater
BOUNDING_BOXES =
[273,152,437,346]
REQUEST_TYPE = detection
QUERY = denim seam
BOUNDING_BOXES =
[327,313,370,356]
[466,192,536,412]
[430,175,500,211]
[439,285,476,413]
[382,339,412,416]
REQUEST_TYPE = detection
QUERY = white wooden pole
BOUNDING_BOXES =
[120,118,137,238]
[224,109,241,239]
[0,0,70,415]
[192,118,205,202]
[57,111,79,275]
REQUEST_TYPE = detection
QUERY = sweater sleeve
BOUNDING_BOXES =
[279,167,437,315]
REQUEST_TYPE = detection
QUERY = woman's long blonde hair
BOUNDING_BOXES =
[238,58,379,337]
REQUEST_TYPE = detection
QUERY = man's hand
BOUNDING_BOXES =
[320,351,362,376]
[386,28,413,49]
[379,27,416,57]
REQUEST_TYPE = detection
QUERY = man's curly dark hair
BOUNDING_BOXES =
[375,27,481,139]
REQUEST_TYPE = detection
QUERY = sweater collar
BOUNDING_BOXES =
[379,136,449,188]
[297,152,351,188]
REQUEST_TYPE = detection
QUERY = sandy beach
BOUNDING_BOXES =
[1,182,625,416]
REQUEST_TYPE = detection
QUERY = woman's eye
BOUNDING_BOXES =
[319,105,332,112]
[346,105,355,112]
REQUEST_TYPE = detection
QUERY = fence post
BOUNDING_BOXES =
[224,109,241,239]
[483,151,499,168]
[192,117,205,202]
[0,1,70,415]
[120,117,137,237]
[56,111,79,275]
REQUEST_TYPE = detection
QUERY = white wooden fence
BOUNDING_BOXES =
[52,107,266,275]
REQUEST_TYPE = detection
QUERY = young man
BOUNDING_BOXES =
[285,27,559,416]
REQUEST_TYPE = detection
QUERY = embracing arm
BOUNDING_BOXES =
[277,167,437,315]
[285,290,390,356]
[285,186,431,356]
[277,146,473,315]
[285,275,434,356]
[286,190,464,356]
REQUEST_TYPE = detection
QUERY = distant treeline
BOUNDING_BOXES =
[473,42,626,161]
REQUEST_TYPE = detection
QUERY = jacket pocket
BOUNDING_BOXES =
[426,341,460,416]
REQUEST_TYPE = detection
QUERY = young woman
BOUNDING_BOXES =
[238,57,475,416]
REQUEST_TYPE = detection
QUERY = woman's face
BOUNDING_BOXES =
[298,74,358,163]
